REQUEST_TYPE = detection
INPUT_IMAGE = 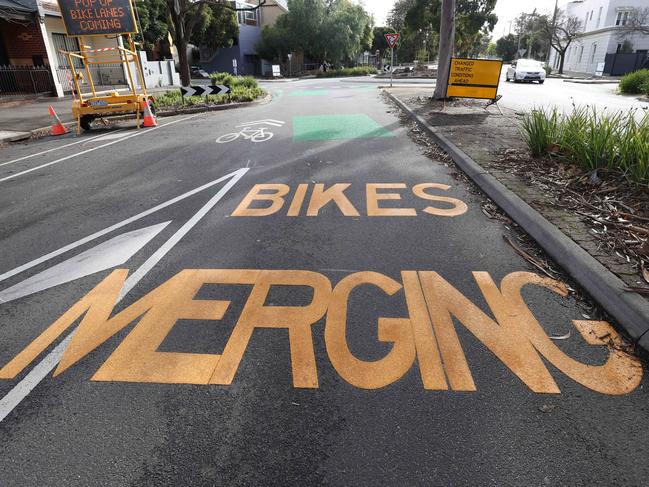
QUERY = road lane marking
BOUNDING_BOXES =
[0,168,245,284]
[0,268,641,396]
[293,114,393,141]
[0,167,249,422]
[0,222,170,304]
[0,115,200,184]
[0,130,125,168]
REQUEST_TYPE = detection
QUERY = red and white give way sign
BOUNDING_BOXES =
[385,33,400,49]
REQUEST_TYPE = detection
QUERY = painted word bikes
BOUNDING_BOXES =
[0,269,641,395]
[232,183,468,217]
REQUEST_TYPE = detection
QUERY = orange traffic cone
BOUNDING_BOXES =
[48,105,69,136]
[142,100,157,127]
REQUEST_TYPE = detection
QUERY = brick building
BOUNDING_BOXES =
[0,0,122,97]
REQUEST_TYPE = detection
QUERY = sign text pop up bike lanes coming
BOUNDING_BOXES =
[57,0,138,36]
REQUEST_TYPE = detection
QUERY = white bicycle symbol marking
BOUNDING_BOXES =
[216,119,285,144]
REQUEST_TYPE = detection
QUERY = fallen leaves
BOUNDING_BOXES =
[491,147,649,297]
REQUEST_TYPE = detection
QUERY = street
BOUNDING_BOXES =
[0,77,648,486]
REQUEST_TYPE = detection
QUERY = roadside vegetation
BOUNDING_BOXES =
[316,67,378,78]
[521,107,649,185]
[619,69,649,95]
[156,73,264,108]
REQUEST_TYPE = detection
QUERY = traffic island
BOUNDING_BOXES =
[384,87,649,351]
[24,92,272,140]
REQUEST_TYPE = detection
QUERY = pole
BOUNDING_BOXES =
[433,0,456,99]
[390,47,394,87]
[545,0,559,66]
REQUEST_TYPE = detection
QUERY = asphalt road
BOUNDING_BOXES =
[367,70,649,116]
[0,77,648,486]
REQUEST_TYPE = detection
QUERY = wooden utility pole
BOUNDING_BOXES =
[433,0,456,99]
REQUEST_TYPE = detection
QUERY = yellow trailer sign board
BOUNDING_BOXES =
[447,58,503,100]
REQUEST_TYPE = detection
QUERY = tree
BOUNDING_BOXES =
[403,0,497,59]
[486,41,497,58]
[166,0,266,85]
[256,0,373,66]
[433,0,455,99]
[137,0,238,68]
[541,9,582,74]
[617,7,649,36]
[136,0,172,53]
[371,26,392,60]
[190,4,239,51]
[495,33,517,61]
[513,10,550,60]
[386,0,418,62]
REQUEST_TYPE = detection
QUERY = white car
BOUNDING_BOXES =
[506,59,546,84]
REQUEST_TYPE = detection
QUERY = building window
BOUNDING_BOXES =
[235,2,257,25]
[52,33,82,69]
[578,45,584,63]
[589,10,593,20]
[244,9,258,25]
[596,6,603,28]
[590,43,597,64]
[616,10,630,26]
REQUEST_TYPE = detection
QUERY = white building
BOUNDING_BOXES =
[549,0,649,75]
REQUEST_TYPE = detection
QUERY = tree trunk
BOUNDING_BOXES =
[433,0,456,99]
[177,38,191,86]
[559,51,565,75]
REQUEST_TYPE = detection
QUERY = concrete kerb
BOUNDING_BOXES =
[386,90,649,350]
[27,93,272,140]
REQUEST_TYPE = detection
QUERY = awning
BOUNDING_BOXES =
[0,0,36,21]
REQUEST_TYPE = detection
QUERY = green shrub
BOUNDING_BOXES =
[520,106,649,185]
[619,69,649,94]
[209,72,235,86]
[155,85,265,108]
[519,107,560,157]
[209,72,260,90]
[316,66,378,78]
[233,75,258,89]
[544,65,552,76]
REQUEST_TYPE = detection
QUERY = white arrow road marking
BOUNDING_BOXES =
[0,167,249,422]
[0,222,170,304]
[0,168,244,285]
[0,114,201,184]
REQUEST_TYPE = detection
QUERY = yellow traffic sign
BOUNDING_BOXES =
[447,58,503,100]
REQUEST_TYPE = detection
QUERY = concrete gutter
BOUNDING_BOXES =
[386,90,649,350]
[563,79,620,84]
[0,131,31,143]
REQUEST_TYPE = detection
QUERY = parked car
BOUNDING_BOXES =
[506,59,546,84]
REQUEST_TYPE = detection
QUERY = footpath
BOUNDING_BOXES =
[385,86,649,350]
[0,86,177,143]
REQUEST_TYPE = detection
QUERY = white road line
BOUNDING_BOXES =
[0,130,125,168]
[0,167,249,422]
[0,168,245,284]
[0,222,171,304]
[0,115,200,183]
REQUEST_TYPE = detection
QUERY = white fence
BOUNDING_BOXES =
[56,51,179,92]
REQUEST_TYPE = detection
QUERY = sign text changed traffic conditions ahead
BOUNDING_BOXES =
[58,0,138,36]
[447,58,503,100]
